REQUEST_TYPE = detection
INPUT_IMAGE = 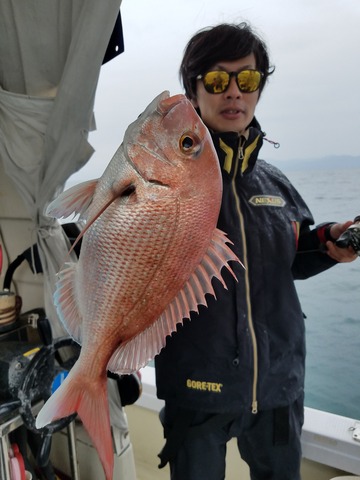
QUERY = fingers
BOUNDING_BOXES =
[326,241,358,263]
[329,221,354,239]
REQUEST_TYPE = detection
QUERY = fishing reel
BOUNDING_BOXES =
[335,215,360,256]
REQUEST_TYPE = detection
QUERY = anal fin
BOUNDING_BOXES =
[54,262,83,343]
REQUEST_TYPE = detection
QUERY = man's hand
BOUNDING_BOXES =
[326,221,358,262]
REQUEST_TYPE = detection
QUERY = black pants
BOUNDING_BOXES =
[159,395,304,480]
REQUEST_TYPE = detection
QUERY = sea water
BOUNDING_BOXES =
[281,166,360,420]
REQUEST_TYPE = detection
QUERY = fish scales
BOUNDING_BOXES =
[36,91,241,479]
[82,204,187,341]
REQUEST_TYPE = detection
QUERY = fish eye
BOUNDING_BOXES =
[179,133,201,155]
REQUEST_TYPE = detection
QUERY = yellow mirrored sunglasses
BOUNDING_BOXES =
[196,69,263,94]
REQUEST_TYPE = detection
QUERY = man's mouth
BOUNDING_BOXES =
[221,107,245,117]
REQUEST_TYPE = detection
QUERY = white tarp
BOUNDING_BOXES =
[0,0,122,337]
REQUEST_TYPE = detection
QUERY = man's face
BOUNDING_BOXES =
[192,54,260,134]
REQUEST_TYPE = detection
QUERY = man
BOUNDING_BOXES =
[155,23,357,480]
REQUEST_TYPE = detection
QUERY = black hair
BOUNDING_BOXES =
[180,22,275,101]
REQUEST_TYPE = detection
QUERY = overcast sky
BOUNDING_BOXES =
[73,0,360,181]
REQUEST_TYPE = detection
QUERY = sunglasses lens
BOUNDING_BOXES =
[202,71,230,94]
[237,70,262,93]
[201,69,262,94]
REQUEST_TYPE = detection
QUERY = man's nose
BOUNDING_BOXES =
[225,75,242,97]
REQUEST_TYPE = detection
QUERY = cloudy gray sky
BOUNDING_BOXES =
[71,0,360,182]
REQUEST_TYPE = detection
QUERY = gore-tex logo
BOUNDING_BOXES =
[249,195,286,207]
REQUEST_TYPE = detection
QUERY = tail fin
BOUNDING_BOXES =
[36,365,114,480]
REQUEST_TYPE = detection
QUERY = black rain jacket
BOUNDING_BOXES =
[155,125,337,414]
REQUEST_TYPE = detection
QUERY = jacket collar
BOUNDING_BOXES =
[210,120,264,176]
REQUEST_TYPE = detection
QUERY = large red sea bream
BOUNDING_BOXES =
[36,91,240,479]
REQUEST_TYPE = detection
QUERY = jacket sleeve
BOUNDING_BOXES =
[292,222,338,279]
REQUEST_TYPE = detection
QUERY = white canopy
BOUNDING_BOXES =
[0,0,122,336]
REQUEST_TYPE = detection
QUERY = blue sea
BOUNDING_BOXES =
[279,165,360,420]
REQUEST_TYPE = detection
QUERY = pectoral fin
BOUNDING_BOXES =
[46,179,99,220]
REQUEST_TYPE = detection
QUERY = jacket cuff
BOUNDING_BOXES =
[316,222,336,244]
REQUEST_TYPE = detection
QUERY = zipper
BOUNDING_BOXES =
[232,140,259,414]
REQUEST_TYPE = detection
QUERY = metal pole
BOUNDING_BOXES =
[0,434,11,480]
[67,421,81,480]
